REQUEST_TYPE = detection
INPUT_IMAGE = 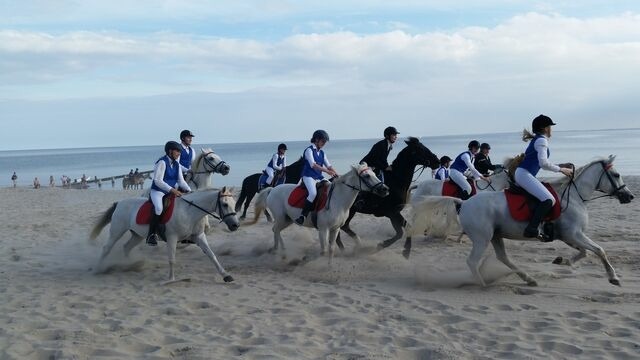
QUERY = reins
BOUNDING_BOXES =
[180,192,237,223]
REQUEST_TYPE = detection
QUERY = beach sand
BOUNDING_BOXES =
[1,177,639,359]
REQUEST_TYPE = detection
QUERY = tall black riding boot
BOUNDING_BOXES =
[146,213,161,246]
[523,199,554,241]
[460,190,471,200]
[295,200,314,225]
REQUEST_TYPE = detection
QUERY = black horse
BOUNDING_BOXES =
[236,157,304,219]
[338,137,439,250]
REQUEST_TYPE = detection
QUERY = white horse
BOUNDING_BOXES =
[412,166,511,199]
[188,148,230,190]
[246,163,390,261]
[90,187,240,283]
[409,156,634,286]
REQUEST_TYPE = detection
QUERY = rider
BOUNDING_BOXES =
[434,156,452,180]
[449,140,489,199]
[474,143,498,176]
[515,114,573,241]
[361,126,399,181]
[179,129,196,174]
[147,141,192,246]
[261,143,287,190]
[295,130,338,225]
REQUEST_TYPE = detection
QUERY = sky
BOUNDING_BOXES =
[1,0,639,150]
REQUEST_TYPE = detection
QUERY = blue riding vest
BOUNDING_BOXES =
[450,151,473,173]
[179,146,193,170]
[518,134,549,177]
[151,156,180,194]
[301,145,326,180]
[435,166,449,180]
[267,154,285,170]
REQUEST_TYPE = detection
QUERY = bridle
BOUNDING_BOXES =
[180,191,237,223]
[341,167,387,193]
[561,161,627,206]
[188,151,229,189]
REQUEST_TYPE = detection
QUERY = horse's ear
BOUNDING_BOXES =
[221,186,227,193]
[608,154,616,164]
[359,161,367,167]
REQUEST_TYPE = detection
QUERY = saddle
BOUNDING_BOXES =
[442,179,476,198]
[504,182,561,222]
[288,182,330,211]
[135,195,176,225]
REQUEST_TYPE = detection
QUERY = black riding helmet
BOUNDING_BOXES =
[384,126,399,137]
[468,140,480,149]
[532,114,556,133]
[311,129,330,142]
[278,143,288,151]
[480,142,491,150]
[165,141,182,153]
[180,129,195,140]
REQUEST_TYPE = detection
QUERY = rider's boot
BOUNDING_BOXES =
[146,213,161,246]
[523,199,553,242]
[460,190,471,200]
[295,200,314,225]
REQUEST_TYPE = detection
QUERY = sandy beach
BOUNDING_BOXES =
[1,177,639,359]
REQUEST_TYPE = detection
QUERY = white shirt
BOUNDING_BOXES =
[152,158,192,193]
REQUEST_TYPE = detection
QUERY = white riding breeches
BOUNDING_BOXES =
[449,169,471,195]
[514,168,555,204]
[302,176,319,202]
[150,189,166,215]
[265,167,275,185]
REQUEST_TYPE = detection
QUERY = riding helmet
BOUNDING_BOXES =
[311,129,330,142]
[480,142,491,150]
[384,126,400,137]
[165,141,182,153]
[180,129,195,140]
[532,114,556,133]
[439,155,452,164]
[278,143,288,151]
[468,140,480,149]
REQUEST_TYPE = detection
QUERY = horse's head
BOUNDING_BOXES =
[402,137,440,170]
[595,155,634,204]
[347,162,389,197]
[197,148,231,175]
[217,186,240,231]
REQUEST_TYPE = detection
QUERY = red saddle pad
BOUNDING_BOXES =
[288,184,329,211]
[135,195,176,225]
[504,183,561,222]
[442,179,476,198]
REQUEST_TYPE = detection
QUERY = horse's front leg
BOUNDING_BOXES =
[194,232,234,282]
[166,236,178,282]
[318,227,328,256]
[569,232,620,286]
[327,227,340,264]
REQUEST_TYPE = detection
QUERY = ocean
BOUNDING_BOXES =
[2,128,639,189]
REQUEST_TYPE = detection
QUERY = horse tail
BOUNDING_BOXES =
[236,186,247,212]
[244,187,272,225]
[406,196,462,238]
[90,202,117,240]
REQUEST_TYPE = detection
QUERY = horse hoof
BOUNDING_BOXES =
[552,256,563,265]
[402,250,410,260]
[239,215,246,220]
[609,279,621,286]
[223,275,234,283]
[526,280,538,287]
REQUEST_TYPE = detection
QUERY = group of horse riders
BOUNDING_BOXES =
[146,114,573,246]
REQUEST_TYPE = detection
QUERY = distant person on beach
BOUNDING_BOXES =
[474,142,499,176]
[134,168,139,176]
[111,177,115,188]
[49,175,55,187]
[81,174,87,189]
[515,114,573,241]
[449,140,489,200]
[360,126,399,182]
[179,129,196,175]
[434,156,452,180]
[147,141,192,246]
[128,169,134,178]
[33,177,40,189]
[260,143,287,190]
[295,130,338,225]
[11,172,17,187]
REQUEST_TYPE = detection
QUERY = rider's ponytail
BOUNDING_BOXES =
[521,128,535,142]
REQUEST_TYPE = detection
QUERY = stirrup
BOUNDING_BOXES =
[146,233,158,246]
[295,215,305,225]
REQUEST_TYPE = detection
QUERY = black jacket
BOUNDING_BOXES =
[474,152,496,176]
[361,139,391,172]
